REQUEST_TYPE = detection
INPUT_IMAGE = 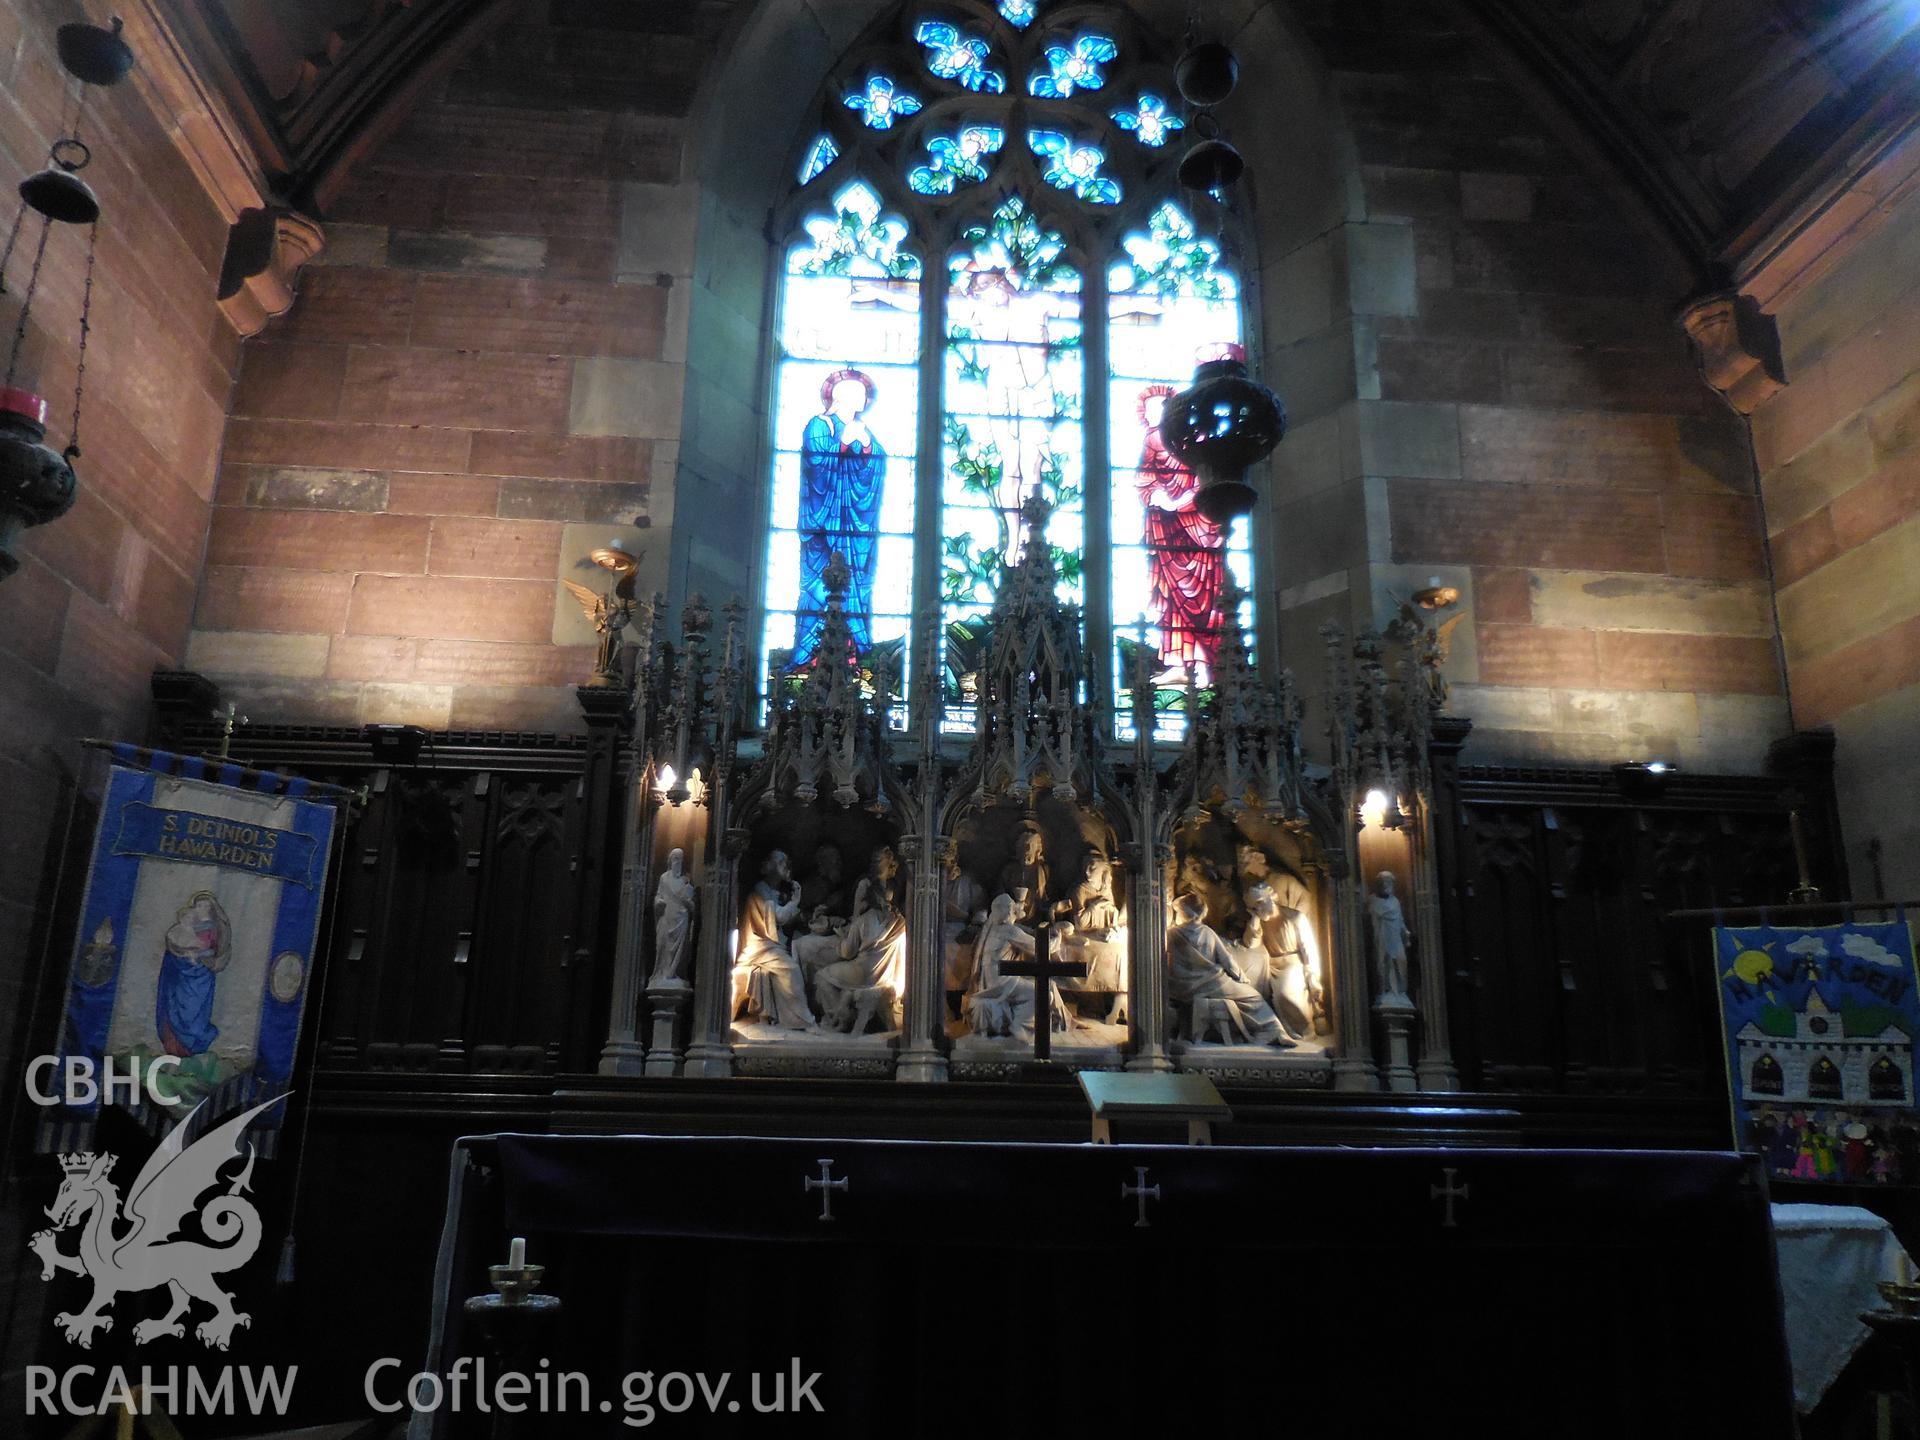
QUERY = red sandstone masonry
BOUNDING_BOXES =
[346,575,559,643]
[205,509,433,574]
[1595,632,1780,695]
[1476,624,1600,687]
[196,567,357,634]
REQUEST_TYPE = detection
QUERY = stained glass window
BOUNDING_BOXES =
[915,22,1007,93]
[765,181,922,691]
[798,134,838,184]
[1112,93,1182,147]
[942,196,1083,722]
[1028,131,1120,204]
[766,9,1254,738]
[1108,201,1248,739]
[844,76,922,130]
[908,126,1005,195]
[1028,33,1117,98]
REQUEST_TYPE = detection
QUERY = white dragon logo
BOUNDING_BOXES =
[28,1095,285,1350]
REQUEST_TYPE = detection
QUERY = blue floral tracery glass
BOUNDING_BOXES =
[844,75,923,130]
[1029,131,1121,204]
[1028,33,1117,98]
[997,0,1038,28]
[915,21,1007,94]
[798,134,838,184]
[908,126,1006,195]
[1112,93,1183,148]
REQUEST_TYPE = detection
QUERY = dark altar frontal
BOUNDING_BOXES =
[426,1135,1792,1440]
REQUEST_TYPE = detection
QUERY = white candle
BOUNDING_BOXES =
[1899,1250,1912,1286]
[509,1236,526,1269]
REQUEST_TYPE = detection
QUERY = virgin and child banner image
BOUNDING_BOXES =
[1714,918,1920,1185]
[37,744,341,1151]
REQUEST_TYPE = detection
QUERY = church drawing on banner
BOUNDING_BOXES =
[1736,992,1915,1108]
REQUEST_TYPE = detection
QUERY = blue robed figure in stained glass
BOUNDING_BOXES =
[795,367,885,661]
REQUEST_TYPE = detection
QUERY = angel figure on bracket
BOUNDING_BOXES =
[565,541,642,686]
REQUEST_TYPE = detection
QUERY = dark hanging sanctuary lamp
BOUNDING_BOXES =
[0,17,132,579]
[1159,30,1285,525]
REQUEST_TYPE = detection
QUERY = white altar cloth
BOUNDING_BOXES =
[1772,1202,1911,1411]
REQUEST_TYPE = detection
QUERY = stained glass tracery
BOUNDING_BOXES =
[908,126,1005,195]
[915,21,1007,93]
[768,15,1253,735]
[1028,33,1117,97]
[1028,131,1121,204]
[845,75,922,129]
[1112,93,1182,147]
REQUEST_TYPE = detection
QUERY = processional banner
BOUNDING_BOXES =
[37,744,342,1152]
[1714,919,1920,1184]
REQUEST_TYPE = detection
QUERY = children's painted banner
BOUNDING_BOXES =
[38,744,343,1151]
[1715,919,1920,1185]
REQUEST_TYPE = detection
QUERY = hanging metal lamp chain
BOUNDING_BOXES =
[4,215,53,391]
[67,222,97,458]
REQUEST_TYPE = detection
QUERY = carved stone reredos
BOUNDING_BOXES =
[1179,580,1308,825]
[752,550,897,814]
[969,495,1095,804]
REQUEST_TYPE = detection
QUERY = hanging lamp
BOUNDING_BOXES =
[0,17,131,579]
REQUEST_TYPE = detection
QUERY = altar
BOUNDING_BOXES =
[419,1134,1794,1439]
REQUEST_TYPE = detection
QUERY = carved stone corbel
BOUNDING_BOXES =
[217,209,326,338]
[1680,291,1785,415]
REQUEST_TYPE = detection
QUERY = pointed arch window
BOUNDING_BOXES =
[761,1,1254,739]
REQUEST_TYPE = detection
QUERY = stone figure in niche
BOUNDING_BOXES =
[648,847,697,987]
[1368,871,1412,1001]
[1056,850,1126,1022]
[854,844,902,918]
[799,843,849,916]
[968,892,1071,1039]
[1167,892,1295,1047]
[796,367,885,662]
[1177,852,1227,925]
[998,821,1050,922]
[1244,880,1316,1035]
[815,881,907,1034]
[793,906,847,971]
[1135,382,1225,680]
[942,850,988,993]
[734,850,821,1031]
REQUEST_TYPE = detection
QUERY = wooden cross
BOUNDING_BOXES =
[1000,919,1087,1062]
[1430,1166,1469,1228]
[805,1158,848,1222]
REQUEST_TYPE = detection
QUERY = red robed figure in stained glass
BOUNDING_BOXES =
[1135,382,1226,675]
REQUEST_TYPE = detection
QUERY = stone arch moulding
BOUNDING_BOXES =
[670,0,1370,643]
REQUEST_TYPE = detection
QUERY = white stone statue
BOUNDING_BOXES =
[792,905,848,970]
[1245,880,1315,1034]
[941,850,987,993]
[732,850,821,1030]
[815,885,907,1034]
[967,892,1070,1039]
[648,847,697,987]
[1166,892,1295,1047]
[1368,870,1412,1001]
[1056,850,1126,1022]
